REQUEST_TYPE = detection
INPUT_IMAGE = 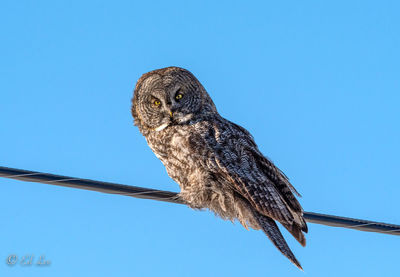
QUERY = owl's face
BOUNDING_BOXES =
[132,67,216,133]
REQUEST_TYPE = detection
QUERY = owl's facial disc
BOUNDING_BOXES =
[132,67,218,133]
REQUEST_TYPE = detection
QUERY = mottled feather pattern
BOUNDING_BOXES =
[131,66,307,269]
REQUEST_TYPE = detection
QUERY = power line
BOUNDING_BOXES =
[1,166,399,236]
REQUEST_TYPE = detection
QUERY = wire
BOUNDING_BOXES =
[1,166,399,236]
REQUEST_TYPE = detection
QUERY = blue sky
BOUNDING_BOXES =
[1,0,399,276]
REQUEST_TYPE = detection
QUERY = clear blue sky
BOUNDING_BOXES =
[1,0,399,276]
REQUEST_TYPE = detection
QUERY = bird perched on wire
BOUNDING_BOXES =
[131,66,307,269]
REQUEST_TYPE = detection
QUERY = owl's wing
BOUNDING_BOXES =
[253,210,303,270]
[244,141,308,244]
[205,120,307,245]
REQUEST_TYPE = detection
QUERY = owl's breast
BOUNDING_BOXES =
[145,121,215,190]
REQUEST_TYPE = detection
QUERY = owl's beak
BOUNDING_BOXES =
[169,111,173,118]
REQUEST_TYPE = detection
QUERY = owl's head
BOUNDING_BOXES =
[131,67,217,133]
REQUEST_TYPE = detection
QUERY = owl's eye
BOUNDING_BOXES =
[153,99,161,107]
[175,93,183,100]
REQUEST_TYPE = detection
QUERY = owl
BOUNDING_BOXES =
[131,66,307,269]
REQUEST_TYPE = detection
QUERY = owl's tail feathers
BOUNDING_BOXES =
[281,219,307,247]
[254,212,303,270]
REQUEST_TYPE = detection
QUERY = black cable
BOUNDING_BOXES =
[1,166,399,236]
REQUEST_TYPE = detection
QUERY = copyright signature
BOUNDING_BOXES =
[6,254,51,266]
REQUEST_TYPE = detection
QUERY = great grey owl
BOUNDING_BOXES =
[131,66,307,269]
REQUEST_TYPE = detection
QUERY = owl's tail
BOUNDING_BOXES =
[253,211,303,270]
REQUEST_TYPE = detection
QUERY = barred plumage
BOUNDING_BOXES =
[131,66,307,269]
